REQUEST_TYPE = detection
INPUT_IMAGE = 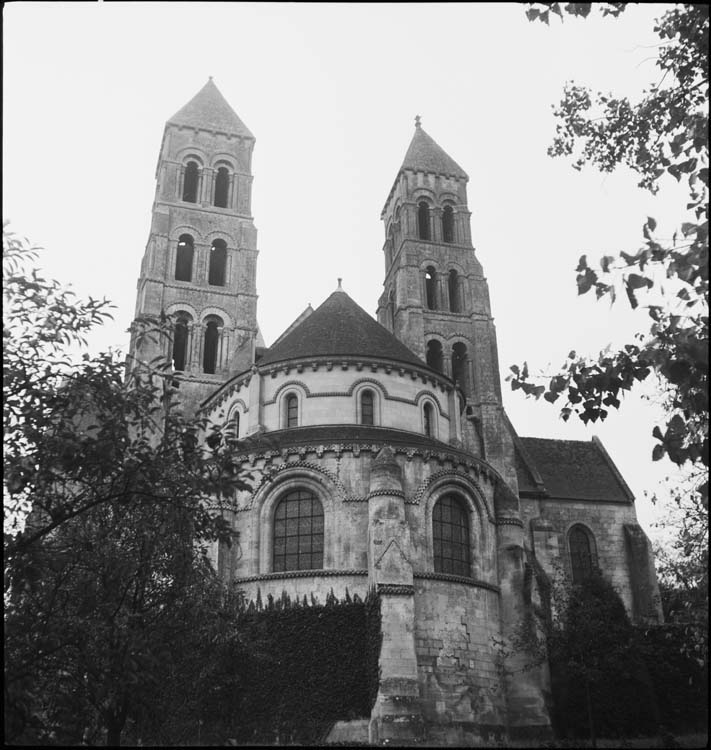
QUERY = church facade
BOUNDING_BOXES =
[129,80,662,744]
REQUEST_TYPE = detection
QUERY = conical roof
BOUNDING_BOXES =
[168,78,254,138]
[401,124,467,179]
[258,286,429,370]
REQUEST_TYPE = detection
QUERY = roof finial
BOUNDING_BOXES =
[208,75,213,81]
[415,114,421,128]
[337,277,343,290]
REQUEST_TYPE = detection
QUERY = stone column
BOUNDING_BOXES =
[245,366,262,436]
[368,447,424,744]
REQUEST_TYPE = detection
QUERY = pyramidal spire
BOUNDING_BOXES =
[401,122,467,179]
[168,78,253,138]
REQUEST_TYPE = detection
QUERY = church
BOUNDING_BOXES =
[129,79,662,744]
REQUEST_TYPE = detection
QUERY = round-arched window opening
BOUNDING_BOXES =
[360,389,375,425]
[172,313,191,371]
[425,266,437,310]
[433,494,470,577]
[426,340,443,373]
[175,234,194,282]
[273,489,324,572]
[182,161,199,203]
[442,205,455,243]
[286,394,299,428]
[209,239,227,286]
[451,342,468,394]
[569,525,597,584]
[448,269,460,313]
[203,317,222,374]
[214,166,230,208]
[418,201,431,240]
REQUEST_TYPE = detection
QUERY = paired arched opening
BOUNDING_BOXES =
[569,524,598,584]
[423,402,434,438]
[182,161,199,203]
[451,342,468,393]
[171,312,192,371]
[425,266,437,310]
[285,393,299,428]
[426,340,444,373]
[175,234,194,282]
[433,494,471,577]
[448,269,460,313]
[418,201,431,240]
[208,239,227,286]
[360,389,375,425]
[273,489,324,572]
[214,166,230,208]
[442,205,455,243]
[202,315,222,375]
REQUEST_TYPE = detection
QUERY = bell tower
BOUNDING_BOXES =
[376,119,513,481]
[129,78,259,413]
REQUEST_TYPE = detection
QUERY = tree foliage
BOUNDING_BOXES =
[509,4,708,476]
[3,226,250,745]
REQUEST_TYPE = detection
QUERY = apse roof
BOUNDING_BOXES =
[516,437,634,503]
[167,78,254,138]
[258,285,430,370]
[400,123,468,179]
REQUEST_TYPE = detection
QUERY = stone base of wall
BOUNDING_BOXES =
[423,721,507,746]
[325,719,369,744]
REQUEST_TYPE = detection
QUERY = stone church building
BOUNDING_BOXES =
[129,80,662,744]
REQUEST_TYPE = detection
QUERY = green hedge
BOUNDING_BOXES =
[209,587,382,745]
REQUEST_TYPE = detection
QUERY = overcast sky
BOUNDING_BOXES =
[3,2,689,538]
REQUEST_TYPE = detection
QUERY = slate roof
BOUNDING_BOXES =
[401,125,468,179]
[168,78,254,138]
[516,437,633,503]
[258,287,430,370]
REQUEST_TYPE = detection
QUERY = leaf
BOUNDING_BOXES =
[646,216,657,232]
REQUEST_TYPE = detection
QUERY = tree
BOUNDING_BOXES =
[509,3,708,668]
[3,226,249,745]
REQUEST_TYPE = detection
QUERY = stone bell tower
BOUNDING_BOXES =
[129,78,259,413]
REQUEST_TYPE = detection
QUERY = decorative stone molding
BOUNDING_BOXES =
[264,379,311,406]
[367,489,406,500]
[377,583,415,596]
[496,516,524,528]
[410,468,494,520]
[413,572,500,593]
[234,568,368,584]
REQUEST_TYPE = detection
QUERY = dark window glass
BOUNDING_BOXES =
[273,489,324,572]
[286,394,298,428]
[203,320,220,374]
[214,166,229,208]
[426,340,443,372]
[231,412,240,439]
[361,390,374,425]
[442,205,455,243]
[209,240,227,286]
[182,161,199,203]
[425,266,437,309]
[570,526,595,583]
[424,403,433,437]
[448,269,460,313]
[418,201,430,240]
[175,234,194,282]
[172,315,190,371]
[433,495,470,576]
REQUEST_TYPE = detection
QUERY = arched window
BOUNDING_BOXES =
[426,340,443,373]
[423,402,434,437]
[209,239,227,286]
[442,205,455,243]
[230,411,240,440]
[175,234,194,282]
[273,489,324,572]
[452,342,468,394]
[361,389,374,425]
[172,313,191,371]
[286,394,299,428]
[182,161,199,203]
[569,525,596,584]
[433,494,470,577]
[425,266,437,310]
[214,166,230,208]
[448,269,460,313]
[418,201,431,240]
[203,317,221,374]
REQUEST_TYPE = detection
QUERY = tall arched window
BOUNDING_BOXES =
[418,201,431,240]
[175,234,194,282]
[214,166,230,208]
[442,205,455,243]
[273,489,324,572]
[203,317,221,374]
[425,266,437,310]
[426,340,443,373]
[448,269,460,313]
[423,402,434,437]
[452,342,468,394]
[361,389,374,425]
[230,411,240,440]
[569,525,596,584]
[286,394,299,428]
[172,313,191,371]
[182,161,199,203]
[433,494,470,577]
[209,239,227,286]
